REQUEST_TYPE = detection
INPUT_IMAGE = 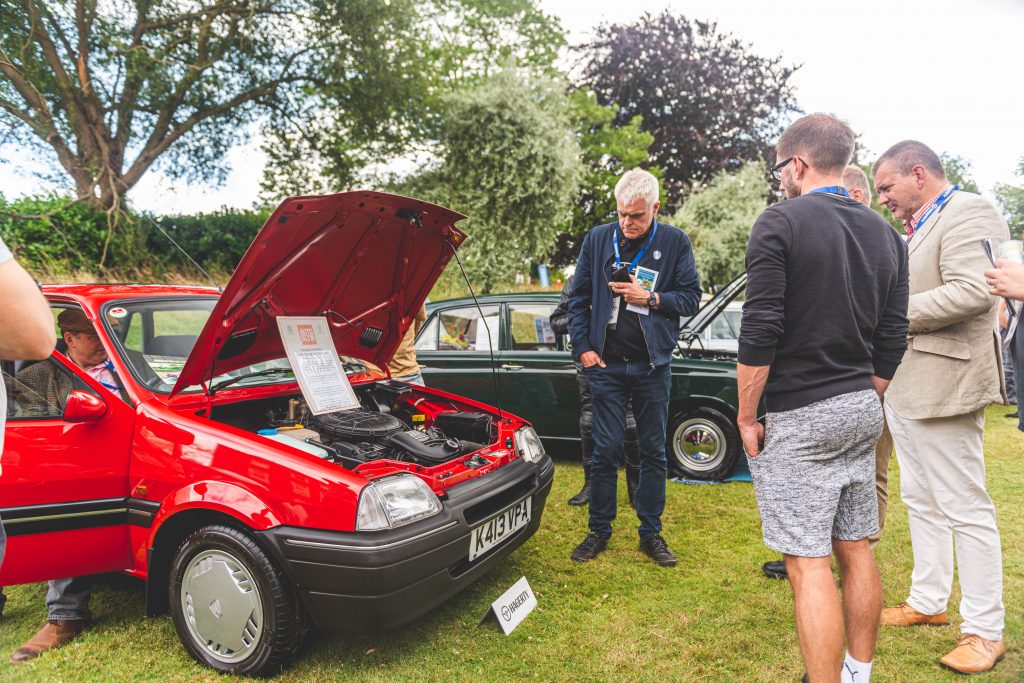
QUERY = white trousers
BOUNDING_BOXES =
[884,403,1004,640]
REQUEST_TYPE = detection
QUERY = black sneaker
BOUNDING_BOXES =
[762,560,788,579]
[639,534,677,567]
[571,532,610,562]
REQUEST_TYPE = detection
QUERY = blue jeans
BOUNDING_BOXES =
[585,359,671,538]
[0,573,92,621]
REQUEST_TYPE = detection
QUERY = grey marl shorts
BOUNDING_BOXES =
[747,389,883,557]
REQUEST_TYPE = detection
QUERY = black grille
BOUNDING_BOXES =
[462,474,536,526]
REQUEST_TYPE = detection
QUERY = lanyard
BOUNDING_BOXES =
[97,359,118,391]
[808,186,850,197]
[914,184,958,234]
[613,219,658,271]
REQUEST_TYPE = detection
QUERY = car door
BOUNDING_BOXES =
[497,300,579,441]
[0,311,136,585]
[415,303,502,407]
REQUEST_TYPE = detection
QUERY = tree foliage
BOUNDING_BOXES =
[549,88,662,267]
[259,0,565,198]
[668,161,771,291]
[0,0,564,214]
[400,69,581,294]
[996,158,1024,240]
[941,153,980,194]
[576,12,797,205]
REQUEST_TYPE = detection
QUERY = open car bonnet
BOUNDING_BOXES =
[171,192,466,396]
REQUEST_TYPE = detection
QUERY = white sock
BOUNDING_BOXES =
[841,652,872,683]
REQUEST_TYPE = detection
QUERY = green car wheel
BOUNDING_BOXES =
[667,407,741,481]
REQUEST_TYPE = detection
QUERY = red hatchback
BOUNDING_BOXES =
[0,192,553,675]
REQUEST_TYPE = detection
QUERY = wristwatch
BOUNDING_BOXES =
[646,292,657,308]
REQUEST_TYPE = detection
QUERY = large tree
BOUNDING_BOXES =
[0,0,563,212]
[260,0,565,197]
[400,69,581,294]
[576,12,798,205]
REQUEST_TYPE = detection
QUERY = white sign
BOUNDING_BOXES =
[487,576,537,635]
[276,316,359,415]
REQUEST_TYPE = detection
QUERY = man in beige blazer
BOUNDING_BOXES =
[872,140,1007,675]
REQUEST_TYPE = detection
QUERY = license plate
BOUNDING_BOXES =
[468,496,532,562]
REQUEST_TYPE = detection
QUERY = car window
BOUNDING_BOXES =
[509,304,557,351]
[415,315,439,351]
[710,310,742,340]
[3,357,92,420]
[431,305,501,352]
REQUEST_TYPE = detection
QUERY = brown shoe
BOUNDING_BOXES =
[940,634,1005,674]
[10,620,86,663]
[880,601,949,627]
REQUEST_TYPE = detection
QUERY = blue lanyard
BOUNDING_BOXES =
[808,186,850,197]
[98,359,118,391]
[613,219,659,271]
[914,184,958,233]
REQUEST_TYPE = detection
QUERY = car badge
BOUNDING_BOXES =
[653,250,662,260]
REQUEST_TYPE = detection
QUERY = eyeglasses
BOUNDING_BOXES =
[770,156,808,182]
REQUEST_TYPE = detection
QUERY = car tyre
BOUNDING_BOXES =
[169,524,301,676]
[667,407,741,481]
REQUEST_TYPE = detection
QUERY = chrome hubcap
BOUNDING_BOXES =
[672,418,726,472]
[180,549,263,664]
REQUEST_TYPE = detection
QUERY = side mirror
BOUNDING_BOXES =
[63,390,107,423]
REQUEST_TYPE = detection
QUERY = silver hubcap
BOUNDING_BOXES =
[180,549,264,664]
[672,418,726,473]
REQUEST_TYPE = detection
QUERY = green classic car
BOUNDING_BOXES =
[416,277,747,480]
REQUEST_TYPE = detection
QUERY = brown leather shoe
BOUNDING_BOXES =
[10,620,86,663]
[880,601,949,627]
[940,634,1005,674]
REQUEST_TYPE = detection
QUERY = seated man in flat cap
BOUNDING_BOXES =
[14,308,126,416]
[7,307,127,663]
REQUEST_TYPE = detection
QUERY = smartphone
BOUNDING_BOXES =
[610,264,633,283]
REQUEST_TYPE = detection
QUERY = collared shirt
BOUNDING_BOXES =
[86,360,118,391]
[904,184,954,240]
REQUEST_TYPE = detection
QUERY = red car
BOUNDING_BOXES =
[0,192,553,675]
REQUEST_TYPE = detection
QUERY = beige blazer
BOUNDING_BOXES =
[887,191,1009,419]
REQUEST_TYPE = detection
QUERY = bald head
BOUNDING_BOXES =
[843,165,871,206]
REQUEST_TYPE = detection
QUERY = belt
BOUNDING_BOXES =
[603,353,649,363]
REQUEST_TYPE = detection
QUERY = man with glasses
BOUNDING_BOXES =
[567,168,701,567]
[873,140,1008,675]
[8,308,127,663]
[739,115,909,683]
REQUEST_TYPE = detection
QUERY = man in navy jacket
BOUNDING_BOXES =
[567,168,701,567]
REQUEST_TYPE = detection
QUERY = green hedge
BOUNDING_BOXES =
[0,195,269,278]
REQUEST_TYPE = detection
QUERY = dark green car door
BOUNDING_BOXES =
[497,300,579,442]
[415,303,501,406]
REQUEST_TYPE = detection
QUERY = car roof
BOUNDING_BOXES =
[427,292,560,309]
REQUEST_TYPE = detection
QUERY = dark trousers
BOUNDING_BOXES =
[585,360,671,538]
[1012,330,1024,431]
[575,360,639,467]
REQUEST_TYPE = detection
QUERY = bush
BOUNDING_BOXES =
[0,195,145,275]
[148,208,270,273]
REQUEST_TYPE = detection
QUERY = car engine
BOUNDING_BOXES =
[248,381,495,468]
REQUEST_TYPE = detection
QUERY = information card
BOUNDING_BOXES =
[276,316,359,414]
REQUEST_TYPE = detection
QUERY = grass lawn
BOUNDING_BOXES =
[0,405,1020,682]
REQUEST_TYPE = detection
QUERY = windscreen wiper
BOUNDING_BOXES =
[211,368,294,393]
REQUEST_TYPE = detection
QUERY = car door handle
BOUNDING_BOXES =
[500,363,523,371]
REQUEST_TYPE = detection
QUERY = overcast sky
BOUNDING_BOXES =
[1,0,1022,214]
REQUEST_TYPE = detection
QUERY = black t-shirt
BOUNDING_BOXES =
[603,235,650,361]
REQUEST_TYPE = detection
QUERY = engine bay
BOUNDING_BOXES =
[210,379,496,470]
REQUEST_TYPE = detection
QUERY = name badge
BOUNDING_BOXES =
[607,296,621,327]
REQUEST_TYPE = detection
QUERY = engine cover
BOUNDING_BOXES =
[314,410,406,441]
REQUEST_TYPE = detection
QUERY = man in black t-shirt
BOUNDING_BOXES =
[738,114,908,683]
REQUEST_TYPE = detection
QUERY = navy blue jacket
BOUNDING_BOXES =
[568,220,702,367]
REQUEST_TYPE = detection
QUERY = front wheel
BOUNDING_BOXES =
[169,524,302,676]
[667,407,741,481]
